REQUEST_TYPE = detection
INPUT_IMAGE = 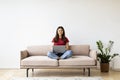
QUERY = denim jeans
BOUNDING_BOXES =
[47,50,72,59]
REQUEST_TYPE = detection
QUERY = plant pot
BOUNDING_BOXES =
[100,63,109,72]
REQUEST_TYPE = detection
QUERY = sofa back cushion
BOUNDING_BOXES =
[27,45,90,56]
[27,45,52,56]
[70,45,90,56]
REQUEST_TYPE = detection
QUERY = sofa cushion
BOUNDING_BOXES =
[27,45,52,56]
[59,56,95,66]
[21,56,58,66]
[70,45,90,55]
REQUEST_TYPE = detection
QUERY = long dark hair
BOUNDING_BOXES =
[54,26,66,42]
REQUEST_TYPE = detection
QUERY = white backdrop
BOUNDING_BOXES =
[0,0,120,68]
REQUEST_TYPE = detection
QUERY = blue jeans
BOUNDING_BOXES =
[47,50,72,59]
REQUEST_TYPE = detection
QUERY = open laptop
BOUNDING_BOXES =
[53,45,66,53]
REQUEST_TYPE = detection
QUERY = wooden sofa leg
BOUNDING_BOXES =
[32,68,34,76]
[26,68,29,77]
[88,68,90,76]
[83,68,85,75]
[32,68,34,73]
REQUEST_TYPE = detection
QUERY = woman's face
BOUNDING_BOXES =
[58,28,63,36]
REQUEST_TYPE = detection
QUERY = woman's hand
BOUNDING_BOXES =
[65,42,70,50]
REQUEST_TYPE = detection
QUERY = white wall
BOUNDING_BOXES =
[0,0,120,68]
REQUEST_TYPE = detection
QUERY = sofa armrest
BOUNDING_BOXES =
[89,50,97,60]
[20,50,29,60]
[89,50,97,65]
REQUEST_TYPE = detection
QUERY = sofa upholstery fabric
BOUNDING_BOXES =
[27,45,52,56]
[21,56,58,66]
[70,45,90,55]
[59,56,95,66]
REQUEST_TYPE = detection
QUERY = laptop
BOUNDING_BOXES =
[53,45,66,53]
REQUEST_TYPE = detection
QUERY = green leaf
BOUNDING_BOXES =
[96,40,119,63]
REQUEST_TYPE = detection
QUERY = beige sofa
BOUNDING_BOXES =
[20,45,97,77]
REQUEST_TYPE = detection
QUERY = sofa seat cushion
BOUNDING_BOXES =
[59,56,95,66]
[21,56,58,66]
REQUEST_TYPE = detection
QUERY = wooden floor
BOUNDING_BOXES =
[0,68,120,80]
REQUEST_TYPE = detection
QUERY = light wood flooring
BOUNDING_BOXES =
[0,68,120,80]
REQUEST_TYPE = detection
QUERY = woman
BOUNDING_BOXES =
[47,26,72,60]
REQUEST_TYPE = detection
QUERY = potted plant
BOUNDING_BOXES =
[96,40,118,72]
